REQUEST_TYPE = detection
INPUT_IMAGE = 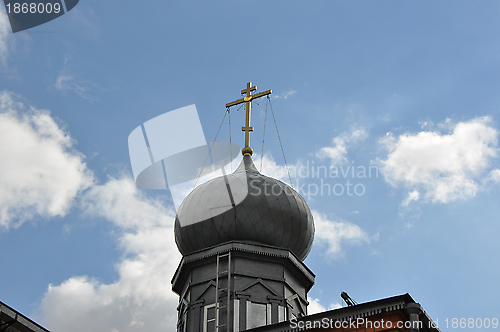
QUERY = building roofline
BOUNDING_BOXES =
[246,293,441,332]
[0,300,50,332]
[172,240,315,294]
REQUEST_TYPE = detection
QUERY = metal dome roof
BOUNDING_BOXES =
[174,155,314,261]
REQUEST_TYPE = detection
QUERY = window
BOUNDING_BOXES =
[278,305,286,323]
[246,302,272,329]
[234,299,240,332]
[204,304,216,332]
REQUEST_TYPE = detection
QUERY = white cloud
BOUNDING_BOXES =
[255,153,291,182]
[257,156,371,259]
[274,89,297,99]
[307,297,341,315]
[240,155,371,259]
[402,190,420,206]
[71,7,100,38]
[0,91,180,331]
[379,117,499,204]
[312,211,370,258]
[379,113,391,123]
[307,297,326,315]
[480,169,500,187]
[55,53,99,101]
[0,5,13,67]
[41,177,181,332]
[0,91,93,229]
[317,127,368,165]
[254,153,312,190]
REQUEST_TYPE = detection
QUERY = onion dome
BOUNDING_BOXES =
[174,155,314,261]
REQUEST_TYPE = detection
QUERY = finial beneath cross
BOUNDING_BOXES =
[226,82,272,156]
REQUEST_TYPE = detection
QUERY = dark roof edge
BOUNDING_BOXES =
[171,240,315,289]
[247,293,441,332]
[304,293,415,322]
[0,300,50,332]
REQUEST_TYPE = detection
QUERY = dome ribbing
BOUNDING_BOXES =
[174,155,314,261]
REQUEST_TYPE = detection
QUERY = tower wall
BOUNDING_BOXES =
[172,242,315,332]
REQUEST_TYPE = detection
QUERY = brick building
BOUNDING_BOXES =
[246,293,439,332]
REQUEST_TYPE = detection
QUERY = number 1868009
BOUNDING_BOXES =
[5,2,61,14]
[442,318,498,329]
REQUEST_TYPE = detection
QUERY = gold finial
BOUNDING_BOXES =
[226,82,272,156]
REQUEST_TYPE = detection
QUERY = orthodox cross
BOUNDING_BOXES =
[226,82,272,156]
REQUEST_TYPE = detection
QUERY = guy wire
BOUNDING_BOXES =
[267,95,293,188]
[193,109,228,188]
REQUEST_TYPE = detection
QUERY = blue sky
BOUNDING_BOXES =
[1,1,500,331]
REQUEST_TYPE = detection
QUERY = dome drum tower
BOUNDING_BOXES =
[171,83,315,332]
[171,241,315,332]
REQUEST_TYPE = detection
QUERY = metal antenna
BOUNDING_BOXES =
[341,291,358,307]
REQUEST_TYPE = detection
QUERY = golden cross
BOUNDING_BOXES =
[226,82,272,156]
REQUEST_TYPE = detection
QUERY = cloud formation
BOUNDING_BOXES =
[312,211,370,258]
[317,127,368,165]
[41,177,181,332]
[379,117,499,204]
[0,91,180,332]
[55,53,100,101]
[274,89,297,99]
[307,297,341,315]
[0,91,93,229]
[256,153,291,182]
[250,156,372,258]
[0,6,12,67]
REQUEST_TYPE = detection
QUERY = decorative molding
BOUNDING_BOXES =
[238,278,279,296]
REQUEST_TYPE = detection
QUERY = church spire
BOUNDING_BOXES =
[226,82,272,156]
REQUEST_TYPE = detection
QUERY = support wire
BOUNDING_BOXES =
[267,95,294,188]
[193,109,228,188]
[260,100,268,172]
